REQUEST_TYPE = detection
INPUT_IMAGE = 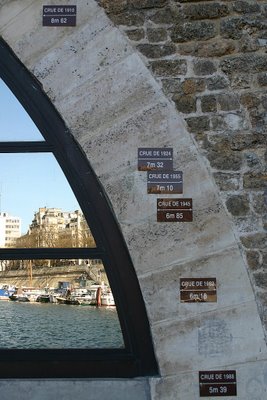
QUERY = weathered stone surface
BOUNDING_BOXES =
[207,75,229,90]
[246,250,261,270]
[243,172,267,189]
[221,54,267,75]
[111,10,145,25]
[150,59,187,76]
[228,133,266,150]
[172,94,196,113]
[208,151,242,170]
[185,116,210,132]
[226,194,250,216]
[181,78,206,94]
[136,43,176,58]
[241,92,261,109]
[151,361,267,400]
[140,247,256,323]
[221,16,267,40]
[152,302,265,376]
[147,28,167,42]
[0,380,151,400]
[99,0,127,14]
[171,21,217,43]
[258,72,267,86]
[148,6,179,24]
[213,172,240,191]
[254,272,267,289]
[161,78,181,94]
[126,28,145,41]
[217,93,240,111]
[193,59,217,76]
[252,192,267,215]
[201,95,217,113]
[231,73,252,89]
[130,0,167,9]
[179,38,236,57]
[241,233,267,249]
[233,1,261,14]
[205,138,243,170]
[183,2,229,20]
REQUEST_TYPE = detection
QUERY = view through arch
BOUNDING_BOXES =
[0,38,158,378]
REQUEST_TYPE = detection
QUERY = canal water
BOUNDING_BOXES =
[0,301,124,349]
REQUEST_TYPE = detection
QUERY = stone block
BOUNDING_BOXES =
[0,1,105,65]
[240,233,267,249]
[243,172,267,189]
[179,38,235,58]
[233,1,261,14]
[258,72,267,86]
[150,60,187,76]
[32,25,134,99]
[136,43,176,58]
[122,186,236,275]
[213,172,240,191]
[151,360,267,400]
[225,195,250,216]
[147,28,167,42]
[151,302,265,376]
[149,6,178,24]
[140,246,256,324]
[246,250,261,271]
[183,3,229,20]
[193,60,217,76]
[171,21,217,43]
[54,53,164,137]
[185,116,210,132]
[111,10,145,26]
[77,100,183,176]
[130,0,167,9]
[201,95,217,113]
[181,78,206,94]
[220,54,267,75]
[207,75,229,90]
[217,94,240,111]
[126,28,145,41]
[173,94,196,113]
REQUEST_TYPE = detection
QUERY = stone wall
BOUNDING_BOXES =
[98,0,267,336]
[0,1,267,399]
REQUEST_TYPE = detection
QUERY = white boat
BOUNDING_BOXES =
[101,291,115,306]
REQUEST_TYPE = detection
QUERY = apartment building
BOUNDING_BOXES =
[0,212,21,248]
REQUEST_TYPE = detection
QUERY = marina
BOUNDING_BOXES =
[0,281,121,349]
[0,282,116,306]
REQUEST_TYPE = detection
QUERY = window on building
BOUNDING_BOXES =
[0,38,158,378]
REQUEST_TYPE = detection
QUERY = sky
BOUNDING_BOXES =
[0,79,80,234]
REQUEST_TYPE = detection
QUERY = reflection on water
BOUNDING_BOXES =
[0,301,124,349]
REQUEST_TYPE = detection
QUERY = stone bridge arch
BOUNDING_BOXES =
[0,1,266,399]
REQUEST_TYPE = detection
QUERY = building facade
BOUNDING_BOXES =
[0,212,21,248]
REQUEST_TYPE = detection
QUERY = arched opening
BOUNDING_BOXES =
[0,37,158,378]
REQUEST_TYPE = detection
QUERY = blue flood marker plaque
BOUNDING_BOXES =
[147,170,183,194]
[43,5,77,26]
[138,148,173,171]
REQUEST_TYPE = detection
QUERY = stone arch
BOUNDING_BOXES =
[1,0,267,398]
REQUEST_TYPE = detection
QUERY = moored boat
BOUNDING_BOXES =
[101,291,115,306]
[0,285,16,300]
